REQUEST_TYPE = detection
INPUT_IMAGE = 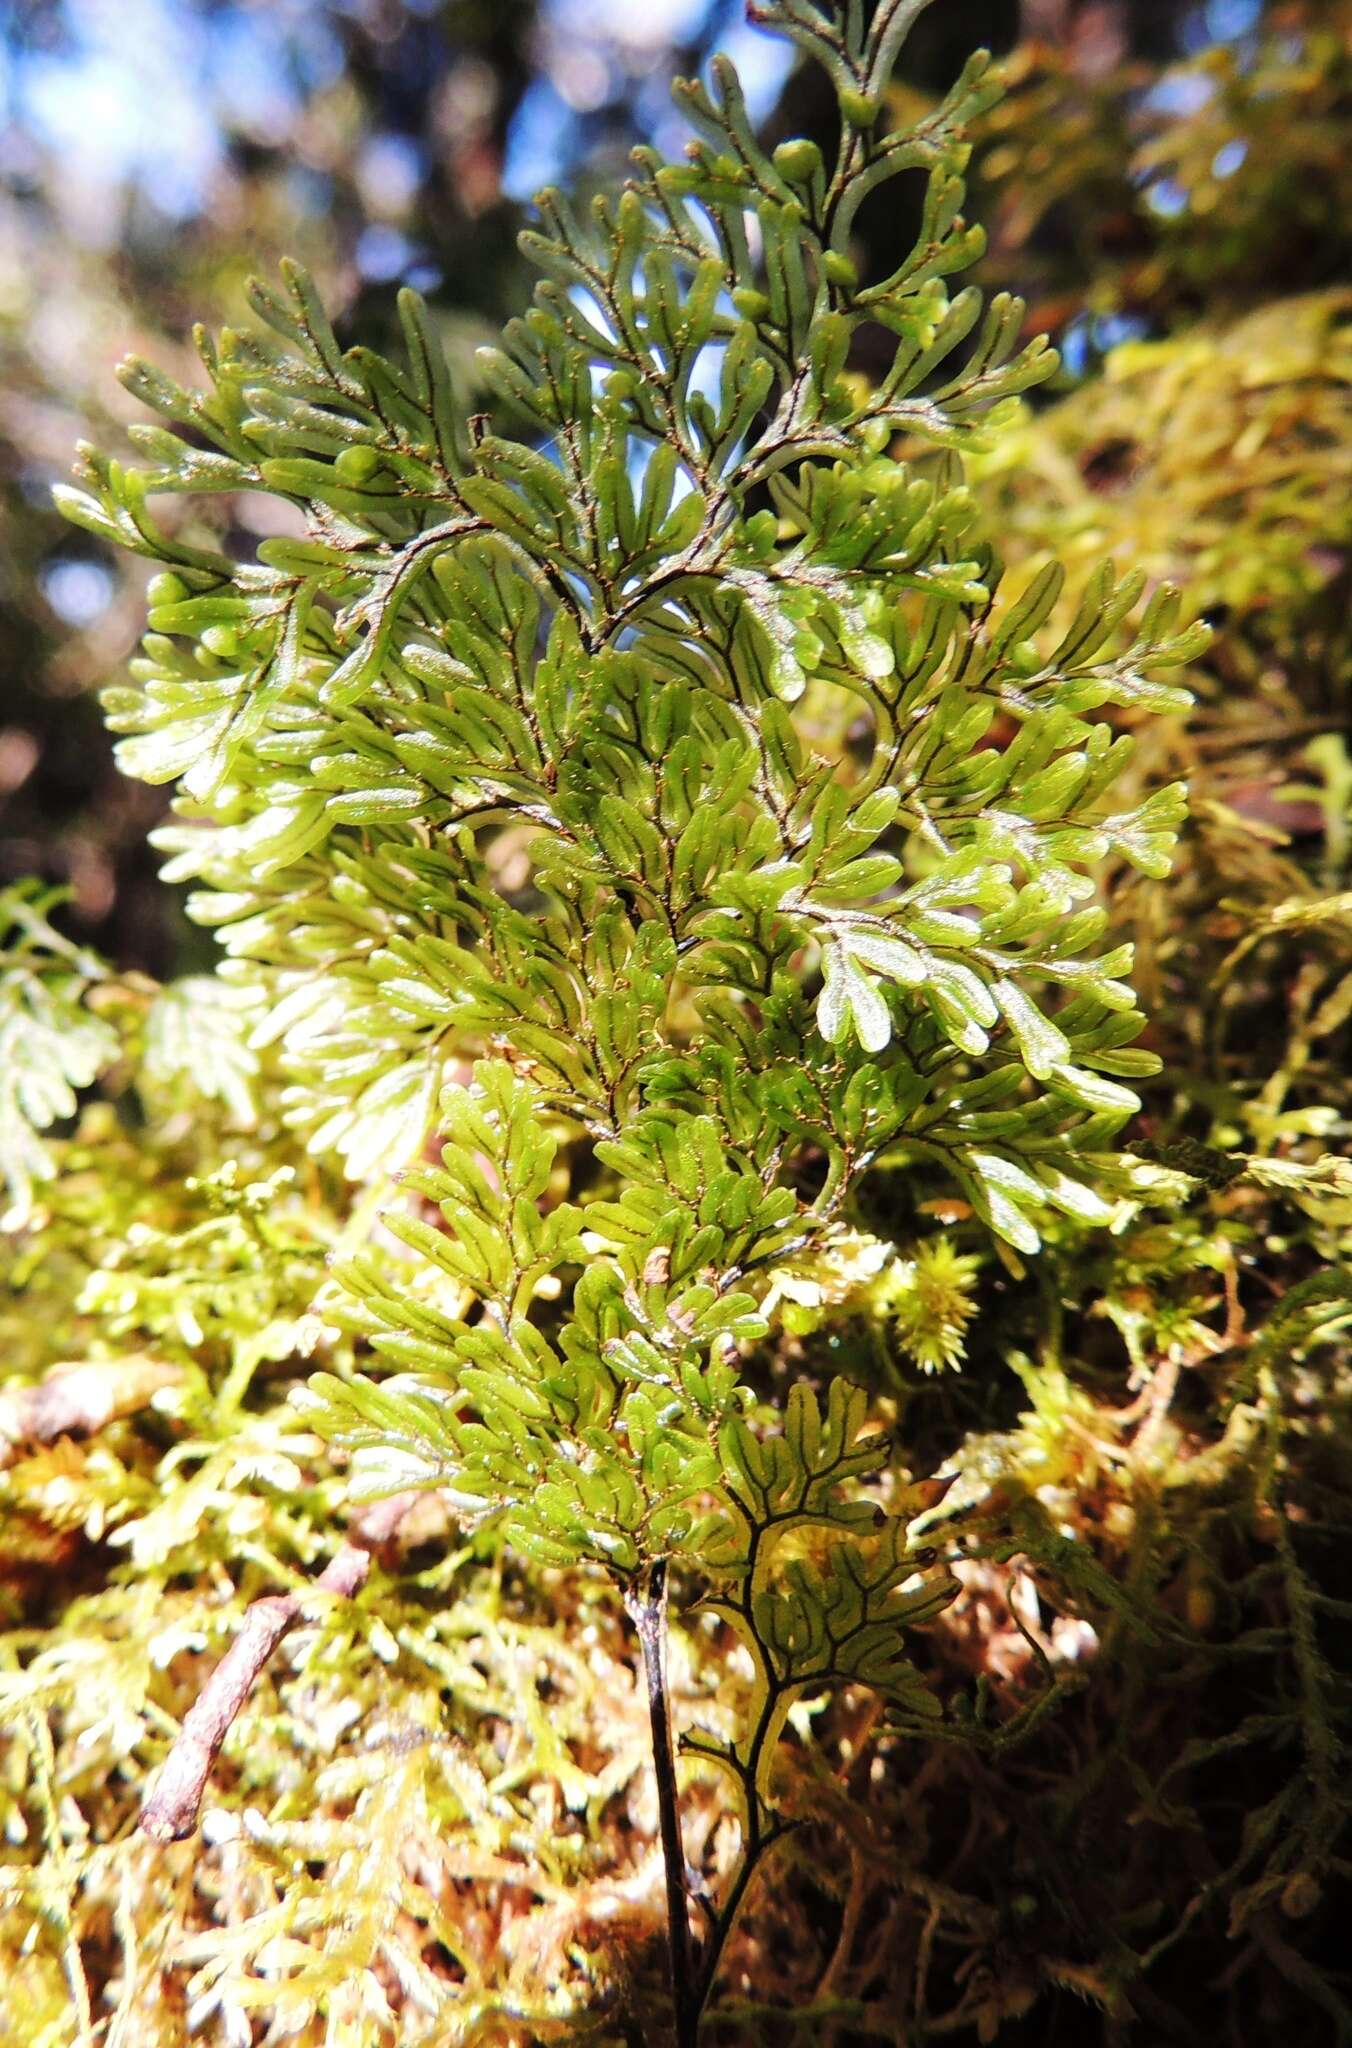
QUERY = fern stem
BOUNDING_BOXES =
[627,1558,698,2048]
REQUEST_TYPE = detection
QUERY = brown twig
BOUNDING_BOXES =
[0,1356,181,1469]
[139,1492,417,1843]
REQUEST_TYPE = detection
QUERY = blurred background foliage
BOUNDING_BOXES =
[2,1,1351,2042]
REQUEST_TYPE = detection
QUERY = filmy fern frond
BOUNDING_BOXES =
[51,4,1212,2038]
